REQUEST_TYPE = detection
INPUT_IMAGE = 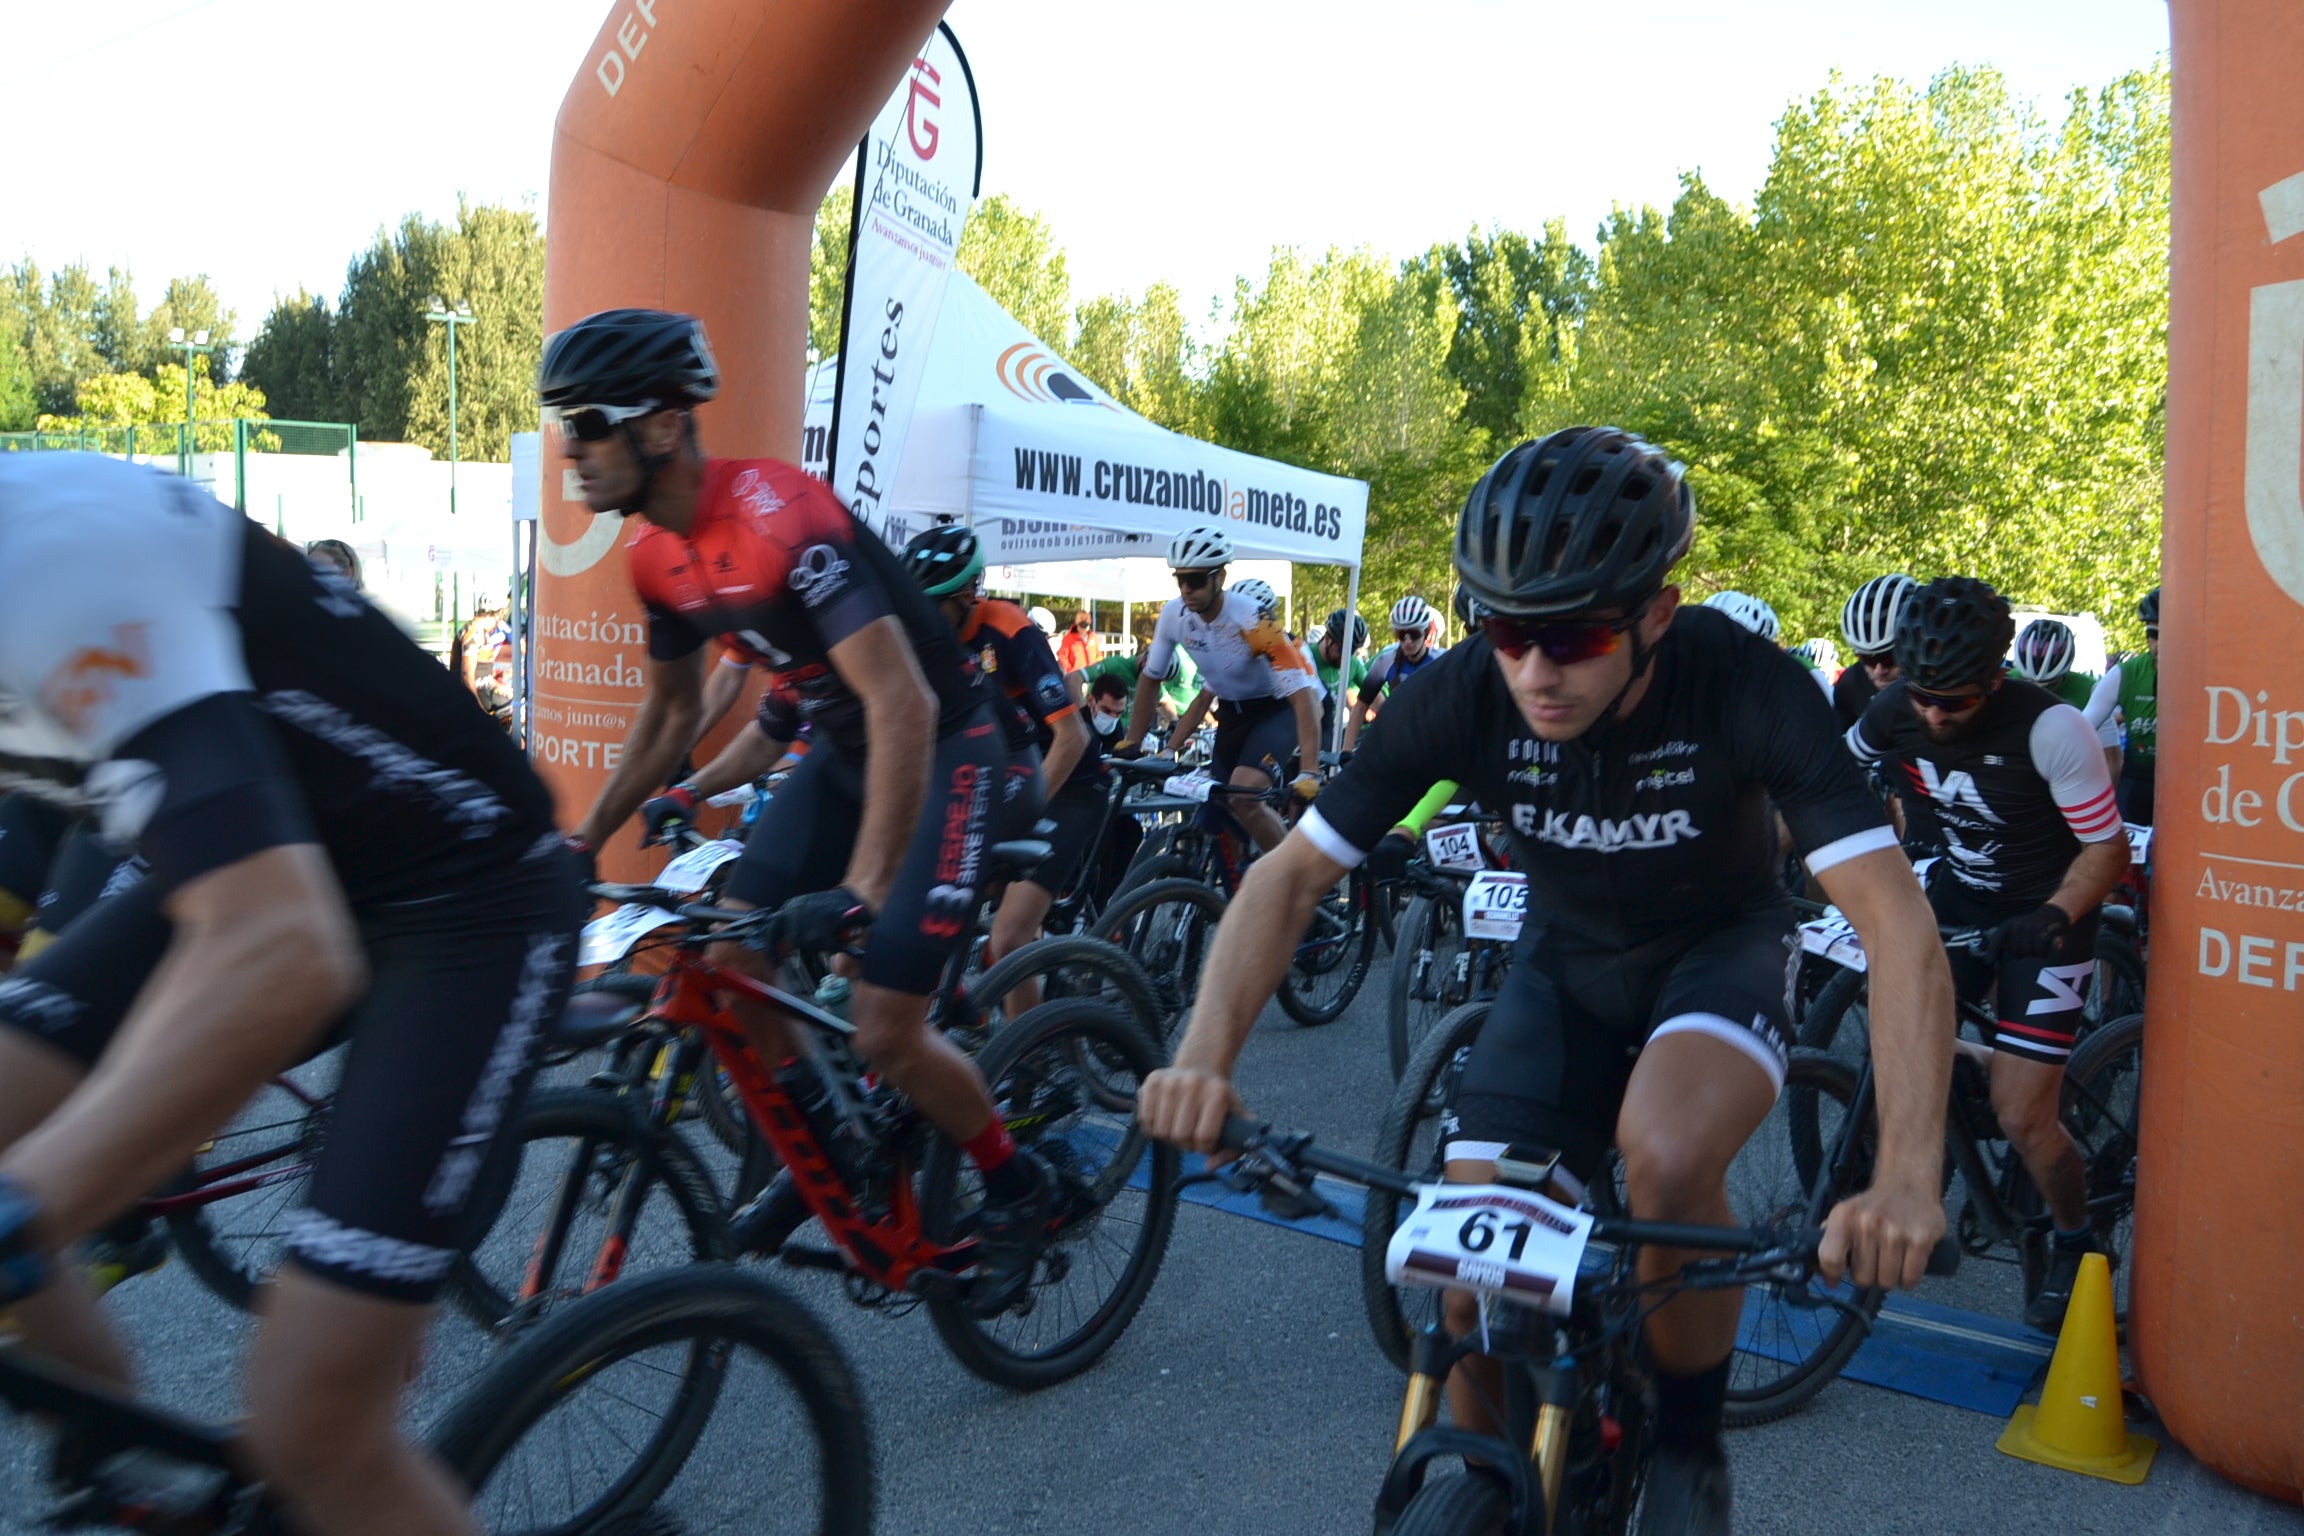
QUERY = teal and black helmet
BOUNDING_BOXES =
[901,523,986,598]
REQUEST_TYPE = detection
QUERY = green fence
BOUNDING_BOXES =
[0,418,359,522]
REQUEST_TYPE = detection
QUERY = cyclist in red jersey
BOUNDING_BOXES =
[545,310,1051,1307]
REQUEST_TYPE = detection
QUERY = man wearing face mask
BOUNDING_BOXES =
[1140,428,1954,1535]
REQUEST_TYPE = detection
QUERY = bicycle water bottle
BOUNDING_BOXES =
[812,972,852,1023]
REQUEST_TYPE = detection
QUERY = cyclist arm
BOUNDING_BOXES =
[692,649,751,743]
[1119,667,1165,751]
[1140,832,1352,1149]
[574,647,707,848]
[688,720,790,800]
[1811,845,1954,1289]
[1289,686,1320,773]
[4,842,365,1252]
[1342,695,1372,750]
[2036,704,2130,918]
[827,616,935,910]
[2083,667,2125,781]
[1171,688,1213,743]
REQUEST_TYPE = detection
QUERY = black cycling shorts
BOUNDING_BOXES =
[1212,695,1297,787]
[31,824,144,944]
[1928,874,2101,1067]
[0,846,580,1304]
[2115,765,2154,828]
[724,713,1000,995]
[1022,776,1109,897]
[992,745,1048,848]
[0,794,71,928]
[1443,907,1798,1181]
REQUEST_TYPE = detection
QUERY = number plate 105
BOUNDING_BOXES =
[1383,1182,1594,1315]
[1461,870,1528,942]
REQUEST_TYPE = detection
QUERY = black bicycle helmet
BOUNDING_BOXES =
[900,524,985,599]
[2138,586,2161,627]
[537,308,720,409]
[1453,427,1695,618]
[1324,608,1369,652]
[1894,576,2015,691]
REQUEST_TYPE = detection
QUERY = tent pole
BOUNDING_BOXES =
[1333,563,1362,754]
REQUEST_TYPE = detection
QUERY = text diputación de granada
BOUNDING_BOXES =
[1010,444,1350,543]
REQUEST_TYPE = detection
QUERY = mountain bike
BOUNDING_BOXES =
[1217,1118,1955,1535]
[1358,998,1891,1426]
[0,1264,871,1536]
[487,876,1179,1389]
[1383,832,1518,1078]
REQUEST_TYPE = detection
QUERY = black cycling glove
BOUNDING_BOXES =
[1364,831,1417,884]
[781,885,874,953]
[563,834,598,888]
[640,784,701,842]
[1991,903,2071,961]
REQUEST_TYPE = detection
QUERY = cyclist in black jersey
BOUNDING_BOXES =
[0,452,577,1536]
[1846,576,2128,1332]
[1142,428,1953,1536]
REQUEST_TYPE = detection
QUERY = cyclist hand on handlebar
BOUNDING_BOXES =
[1289,770,1322,804]
[1364,829,1417,883]
[1987,901,2070,960]
[1140,1062,1248,1163]
[780,884,873,952]
[562,833,598,887]
[639,783,701,843]
[1818,1180,1946,1290]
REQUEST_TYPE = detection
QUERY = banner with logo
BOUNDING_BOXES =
[825,21,982,541]
[2137,0,2304,1499]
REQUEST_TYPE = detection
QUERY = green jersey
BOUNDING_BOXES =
[1081,650,1199,714]
[1316,652,1371,701]
[2050,671,2097,711]
[2115,654,2157,765]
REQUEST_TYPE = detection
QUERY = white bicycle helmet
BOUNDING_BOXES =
[1840,574,1915,656]
[1390,594,1437,635]
[1703,590,1780,642]
[2012,617,2076,684]
[1167,526,1233,571]
[1027,605,1058,636]
[1229,578,1280,618]
[1798,637,1840,671]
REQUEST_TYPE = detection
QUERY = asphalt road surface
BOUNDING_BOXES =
[4,968,2298,1535]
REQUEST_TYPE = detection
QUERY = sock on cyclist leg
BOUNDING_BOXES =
[1652,1357,1731,1456]
[2053,1221,2096,1251]
[964,1120,1037,1203]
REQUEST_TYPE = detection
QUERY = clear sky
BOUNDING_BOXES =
[6,0,2170,344]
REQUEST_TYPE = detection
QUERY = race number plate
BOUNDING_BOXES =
[1163,770,1217,803]
[1383,1181,1594,1315]
[1424,822,1486,874]
[1462,870,1528,943]
[1797,910,1867,973]
[654,838,745,894]
[579,903,680,966]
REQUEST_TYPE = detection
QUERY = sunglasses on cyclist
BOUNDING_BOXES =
[1858,651,1897,669]
[2144,626,2159,640]
[1907,683,1987,713]
[1481,611,1640,665]
[1174,569,1221,591]
[545,401,660,443]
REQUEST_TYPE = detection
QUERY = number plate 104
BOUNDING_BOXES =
[1424,822,1485,873]
[1383,1182,1594,1315]
[1461,870,1528,942]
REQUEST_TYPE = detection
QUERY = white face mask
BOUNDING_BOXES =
[1090,708,1124,737]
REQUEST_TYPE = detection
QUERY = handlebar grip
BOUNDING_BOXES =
[1218,1115,1267,1154]
[1925,1233,1962,1279]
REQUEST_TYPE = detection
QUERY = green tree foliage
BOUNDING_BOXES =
[809,182,855,365]
[956,194,1071,344]
[241,200,545,460]
[1,263,237,420]
[34,360,271,451]
[0,328,33,431]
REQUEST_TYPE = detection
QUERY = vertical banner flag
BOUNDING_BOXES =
[825,21,982,545]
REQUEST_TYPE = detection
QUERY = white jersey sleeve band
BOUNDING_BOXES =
[1843,720,1886,766]
[1297,807,1369,869]
[1803,824,1901,876]
[2031,703,2124,843]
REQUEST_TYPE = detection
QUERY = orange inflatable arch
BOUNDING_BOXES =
[530,0,2304,1498]
[531,0,948,877]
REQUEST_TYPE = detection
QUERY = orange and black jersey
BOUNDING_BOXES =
[627,460,982,754]
[958,598,1098,784]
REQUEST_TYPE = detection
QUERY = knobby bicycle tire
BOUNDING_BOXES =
[452,1086,733,1334]
[921,997,1179,1389]
[1389,1470,1513,1536]
[1278,864,1379,1026]
[431,1266,872,1536]
[2054,1010,2144,1317]
[965,933,1169,1055]
[1363,1000,1493,1372]
[1386,892,1467,1078]
[1726,1048,1882,1426]
[1093,876,1228,1040]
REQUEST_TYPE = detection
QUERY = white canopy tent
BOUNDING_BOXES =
[805,273,1369,651]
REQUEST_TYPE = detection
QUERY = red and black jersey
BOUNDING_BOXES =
[626,460,982,753]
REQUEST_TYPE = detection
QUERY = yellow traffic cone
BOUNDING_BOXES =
[1997,1252,2157,1483]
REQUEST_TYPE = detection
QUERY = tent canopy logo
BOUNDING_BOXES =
[996,342,1106,407]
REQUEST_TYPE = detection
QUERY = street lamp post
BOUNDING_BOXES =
[166,326,212,477]
[423,298,476,517]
